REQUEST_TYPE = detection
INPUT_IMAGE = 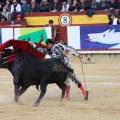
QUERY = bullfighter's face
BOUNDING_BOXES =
[47,43,53,48]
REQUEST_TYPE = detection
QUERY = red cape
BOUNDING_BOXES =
[0,39,48,59]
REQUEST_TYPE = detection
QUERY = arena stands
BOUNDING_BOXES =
[0,0,120,49]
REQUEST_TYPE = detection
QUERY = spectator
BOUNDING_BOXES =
[21,0,31,16]
[61,0,70,12]
[74,0,89,12]
[2,0,11,12]
[15,14,26,21]
[45,20,57,41]
[107,0,119,16]
[40,0,50,12]
[2,0,11,21]
[108,0,119,10]
[89,0,100,10]
[69,0,78,11]
[31,0,40,12]
[49,0,62,12]
[0,1,4,12]
[11,0,21,13]
[97,0,108,10]
[10,14,26,24]
[10,0,21,21]
[0,15,7,22]
[108,13,119,25]
[107,0,119,20]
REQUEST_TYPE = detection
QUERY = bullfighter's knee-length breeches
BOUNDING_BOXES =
[68,72,81,87]
[64,77,71,86]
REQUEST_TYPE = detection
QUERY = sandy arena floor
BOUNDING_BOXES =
[0,56,120,120]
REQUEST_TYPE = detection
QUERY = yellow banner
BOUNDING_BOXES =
[25,14,109,26]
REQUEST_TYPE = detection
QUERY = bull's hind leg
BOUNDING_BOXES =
[34,83,47,106]
[56,82,66,100]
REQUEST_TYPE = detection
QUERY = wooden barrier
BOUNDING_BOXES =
[25,10,109,27]
[24,11,110,43]
[54,26,67,44]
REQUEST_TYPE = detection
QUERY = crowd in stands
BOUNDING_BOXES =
[0,0,120,23]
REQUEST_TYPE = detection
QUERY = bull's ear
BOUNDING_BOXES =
[0,51,5,54]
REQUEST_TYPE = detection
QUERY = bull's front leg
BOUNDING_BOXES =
[13,74,21,103]
[14,84,20,102]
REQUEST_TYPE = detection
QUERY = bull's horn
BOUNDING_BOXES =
[0,51,5,54]
[3,61,6,64]
[3,57,7,59]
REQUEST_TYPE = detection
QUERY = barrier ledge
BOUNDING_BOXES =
[0,21,27,28]
[25,10,107,17]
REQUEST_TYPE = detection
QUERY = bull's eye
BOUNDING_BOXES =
[103,34,105,37]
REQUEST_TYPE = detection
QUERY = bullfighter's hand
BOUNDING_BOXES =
[78,54,83,59]
[28,41,33,45]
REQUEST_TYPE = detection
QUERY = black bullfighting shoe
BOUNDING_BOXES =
[84,91,89,100]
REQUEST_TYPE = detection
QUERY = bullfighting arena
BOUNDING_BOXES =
[0,53,120,120]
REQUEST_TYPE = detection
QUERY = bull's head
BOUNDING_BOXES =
[0,49,12,68]
[0,51,5,68]
[0,51,5,59]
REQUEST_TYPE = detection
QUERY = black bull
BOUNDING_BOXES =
[0,50,68,105]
